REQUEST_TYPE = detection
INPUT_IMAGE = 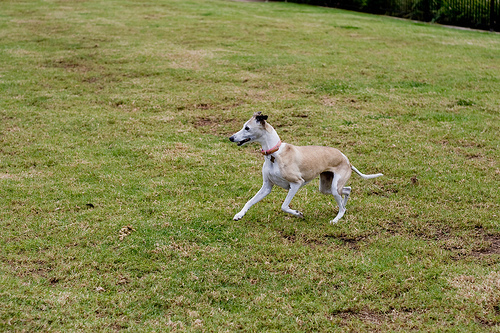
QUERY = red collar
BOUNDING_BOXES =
[261,140,282,156]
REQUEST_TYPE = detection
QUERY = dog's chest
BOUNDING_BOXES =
[264,159,290,189]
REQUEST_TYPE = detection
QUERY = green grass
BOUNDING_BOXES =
[1,0,499,331]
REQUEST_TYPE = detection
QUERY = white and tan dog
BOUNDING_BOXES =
[229,112,383,224]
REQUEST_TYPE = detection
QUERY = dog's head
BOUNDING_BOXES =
[229,112,268,146]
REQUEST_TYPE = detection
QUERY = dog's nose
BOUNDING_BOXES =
[229,136,235,142]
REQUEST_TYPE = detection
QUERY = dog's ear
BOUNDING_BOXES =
[255,114,268,124]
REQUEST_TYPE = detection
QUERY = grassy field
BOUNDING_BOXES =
[1,0,499,331]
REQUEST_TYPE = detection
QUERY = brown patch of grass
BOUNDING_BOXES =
[337,235,364,250]
[0,173,18,180]
[277,230,326,248]
[437,227,500,259]
[472,234,500,257]
[44,58,95,73]
[321,96,339,107]
[8,258,52,279]
[449,271,500,320]
[329,308,431,331]
[168,49,214,71]
[330,309,385,327]
[192,115,240,136]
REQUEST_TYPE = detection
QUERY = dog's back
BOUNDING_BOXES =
[276,144,351,184]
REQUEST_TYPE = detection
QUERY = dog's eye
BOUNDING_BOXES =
[245,126,250,131]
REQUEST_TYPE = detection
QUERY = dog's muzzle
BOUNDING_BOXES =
[229,136,251,146]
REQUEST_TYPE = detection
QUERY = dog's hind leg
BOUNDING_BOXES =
[281,182,304,218]
[233,181,273,221]
[342,186,351,207]
[330,174,346,224]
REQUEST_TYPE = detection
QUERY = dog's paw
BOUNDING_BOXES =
[233,213,244,221]
[330,209,346,224]
[295,210,304,219]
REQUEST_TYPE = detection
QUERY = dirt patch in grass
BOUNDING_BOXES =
[277,231,326,248]
[324,233,366,250]
[328,309,386,328]
[337,235,364,250]
[184,101,243,112]
[378,220,499,260]
[329,308,428,330]
[192,115,240,136]
[44,58,95,73]
[335,309,384,325]
[434,226,500,260]
[193,117,217,127]
[472,234,500,257]
[8,259,52,279]
[193,103,214,110]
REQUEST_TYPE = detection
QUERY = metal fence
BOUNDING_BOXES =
[281,0,500,31]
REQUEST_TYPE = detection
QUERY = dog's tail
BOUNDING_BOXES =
[351,165,383,180]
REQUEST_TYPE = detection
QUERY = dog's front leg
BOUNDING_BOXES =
[281,182,304,218]
[233,181,273,221]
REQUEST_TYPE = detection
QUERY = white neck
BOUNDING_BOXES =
[257,125,281,152]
